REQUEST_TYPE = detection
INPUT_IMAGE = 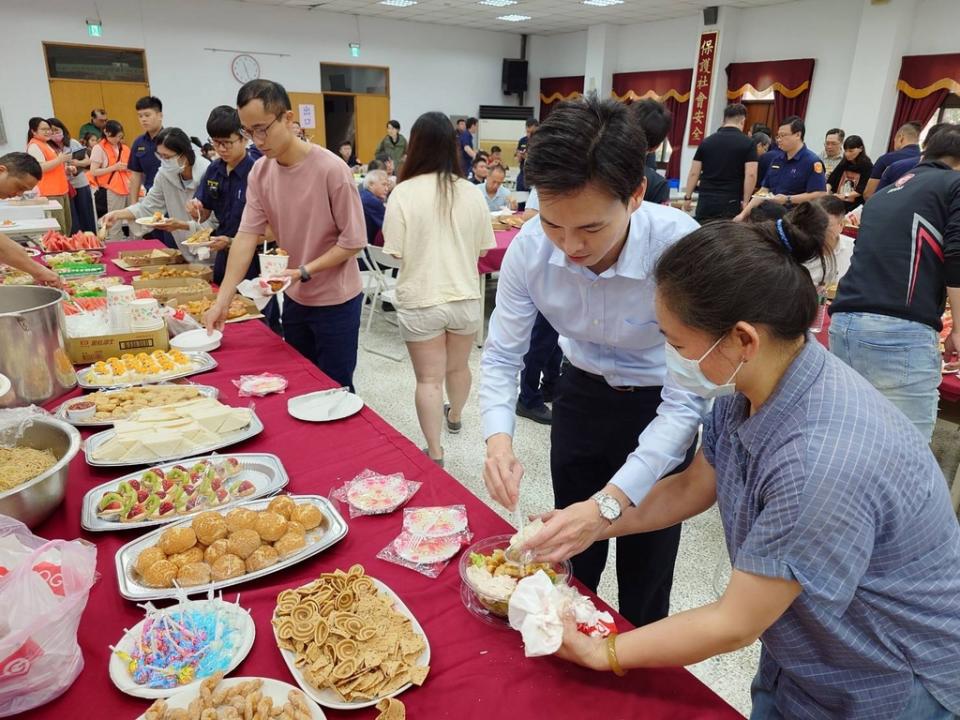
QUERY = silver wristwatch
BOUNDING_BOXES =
[592,491,622,523]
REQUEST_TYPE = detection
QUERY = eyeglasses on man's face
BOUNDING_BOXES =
[240,115,282,141]
[211,137,245,150]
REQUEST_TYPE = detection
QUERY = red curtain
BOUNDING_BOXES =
[611,68,692,180]
[539,76,583,121]
[726,59,815,124]
[888,53,960,149]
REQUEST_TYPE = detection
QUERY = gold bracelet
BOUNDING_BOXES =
[606,633,626,677]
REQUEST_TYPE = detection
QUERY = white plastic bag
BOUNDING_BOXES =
[0,516,97,717]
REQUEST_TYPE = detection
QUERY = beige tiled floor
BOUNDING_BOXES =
[354,298,758,717]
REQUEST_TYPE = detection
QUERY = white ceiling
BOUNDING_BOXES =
[236,0,794,36]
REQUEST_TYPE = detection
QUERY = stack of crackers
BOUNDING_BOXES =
[273,564,429,703]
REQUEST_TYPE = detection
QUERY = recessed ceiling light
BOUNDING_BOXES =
[479,0,517,6]
[583,0,624,5]
[379,0,417,6]
[497,13,531,21]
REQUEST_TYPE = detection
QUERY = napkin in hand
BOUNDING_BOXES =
[236,278,273,311]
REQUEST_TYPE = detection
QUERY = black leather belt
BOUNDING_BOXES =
[568,365,648,393]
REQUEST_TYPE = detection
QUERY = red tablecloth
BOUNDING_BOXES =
[817,309,960,402]
[477,228,519,275]
[30,241,740,720]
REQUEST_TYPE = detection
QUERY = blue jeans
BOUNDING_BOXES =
[829,312,941,441]
[282,293,362,391]
[518,312,563,409]
[750,672,956,719]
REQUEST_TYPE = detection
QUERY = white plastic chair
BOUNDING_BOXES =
[360,245,404,361]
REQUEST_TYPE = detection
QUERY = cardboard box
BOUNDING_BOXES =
[65,326,170,365]
[166,292,263,324]
[132,277,212,302]
[136,263,214,282]
[112,248,185,270]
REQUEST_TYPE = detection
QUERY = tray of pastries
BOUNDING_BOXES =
[77,351,217,389]
[56,383,219,426]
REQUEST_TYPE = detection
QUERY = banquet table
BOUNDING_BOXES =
[30,240,740,720]
[475,227,520,347]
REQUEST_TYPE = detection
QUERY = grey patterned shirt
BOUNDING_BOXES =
[702,340,960,719]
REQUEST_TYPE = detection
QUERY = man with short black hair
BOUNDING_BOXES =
[863,121,922,200]
[459,117,478,175]
[374,152,395,177]
[830,125,960,441]
[735,116,826,221]
[0,153,60,286]
[127,96,166,242]
[374,120,406,170]
[515,117,538,191]
[821,127,845,176]
[683,103,758,221]
[469,156,489,185]
[878,122,953,192]
[754,131,775,183]
[79,108,107,141]
[632,99,672,179]
[204,79,366,390]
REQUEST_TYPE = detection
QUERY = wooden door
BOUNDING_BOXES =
[99,82,151,141]
[49,79,103,140]
[288,92,326,147]
[743,101,776,135]
[355,95,390,165]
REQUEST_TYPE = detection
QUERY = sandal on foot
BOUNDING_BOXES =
[444,404,462,434]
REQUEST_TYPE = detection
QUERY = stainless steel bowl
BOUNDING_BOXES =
[0,416,81,527]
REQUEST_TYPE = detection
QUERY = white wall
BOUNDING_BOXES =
[0,0,520,154]
[908,0,960,55]
[526,31,587,110]
[614,15,701,74]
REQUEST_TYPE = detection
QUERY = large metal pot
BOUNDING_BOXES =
[0,286,77,407]
[0,415,80,527]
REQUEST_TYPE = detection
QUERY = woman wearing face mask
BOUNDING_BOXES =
[826,135,873,212]
[25,116,73,233]
[101,127,214,262]
[539,212,960,720]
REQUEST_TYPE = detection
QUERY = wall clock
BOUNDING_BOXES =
[231,54,261,83]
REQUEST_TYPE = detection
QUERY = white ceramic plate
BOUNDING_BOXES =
[273,577,430,710]
[287,389,363,423]
[109,598,255,699]
[135,677,327,719]
[171,329,223,353]
[136,216,173,227]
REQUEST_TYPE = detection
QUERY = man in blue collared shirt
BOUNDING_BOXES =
[479,95,703,626]
[127,95,171,245]
[459,117,478,175]
[863,120,922,201]
[735,116,826,222]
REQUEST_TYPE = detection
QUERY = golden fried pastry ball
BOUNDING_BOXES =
[204,538,229,565]
[135,545,167,577]
[225,507,258,533]
[226,529,261,560]
[267,495,296,520]
[192,511,228,545]
[254,511,288,542]
[210,553,246,581]
[291,503,324,531]
[159,526,197,555]
[177,561,212,587]
[168,546,205,568]
[245,544,279,572]
[284,520,306,537]
[142,559,178,588]
[274,531,307,558]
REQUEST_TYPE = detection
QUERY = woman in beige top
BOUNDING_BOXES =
[383,112,497,466]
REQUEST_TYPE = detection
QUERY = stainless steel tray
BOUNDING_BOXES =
[84,409,264,467]
[56,383,219,427]
[81,453,288,532]
[76,352,218,390]
[115,495,349,601]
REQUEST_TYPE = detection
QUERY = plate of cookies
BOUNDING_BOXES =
[114,494,348,601]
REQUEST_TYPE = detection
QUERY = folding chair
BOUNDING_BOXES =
[360,245,405,362]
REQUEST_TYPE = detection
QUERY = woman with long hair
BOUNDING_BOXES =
[25,116,72,232]
[101,127,214,261]
[382,112,496,466]
[536,212,960,719]
[826,135,873,211]
[90,120,133,240]
[47,117,96,233]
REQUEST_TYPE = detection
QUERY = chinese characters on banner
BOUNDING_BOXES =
[687,31,718,146]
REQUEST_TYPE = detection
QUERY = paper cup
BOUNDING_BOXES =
[259,253,289,277]
[129,298,161,328]
[109,305,132,333]
[106,284,135,307]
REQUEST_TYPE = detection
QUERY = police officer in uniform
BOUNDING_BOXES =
[736,115,826,221]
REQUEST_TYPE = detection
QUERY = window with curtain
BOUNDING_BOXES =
[726,59,815,126]
[538,76,583,122]
[891,54,960,149]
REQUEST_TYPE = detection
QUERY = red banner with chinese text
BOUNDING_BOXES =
[687,31,718,146]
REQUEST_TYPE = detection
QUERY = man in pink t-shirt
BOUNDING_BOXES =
[204,79,367,389]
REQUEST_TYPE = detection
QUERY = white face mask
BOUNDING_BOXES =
[160,156,185,173]
[664,336,744,399]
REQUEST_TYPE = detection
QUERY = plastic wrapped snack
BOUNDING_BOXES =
[376,505,472,578]
[331,469,421,518]
[233,372,289,397]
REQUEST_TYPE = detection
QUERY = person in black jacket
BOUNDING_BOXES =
[829,125,960,441]
[826,135,873,212]
[631,99,671,205]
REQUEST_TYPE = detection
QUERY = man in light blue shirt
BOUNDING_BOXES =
[480,96,704,626]
[481,165,513,212]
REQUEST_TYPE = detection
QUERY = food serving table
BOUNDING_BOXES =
[476,227,520,347]
[31,240,740,719]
